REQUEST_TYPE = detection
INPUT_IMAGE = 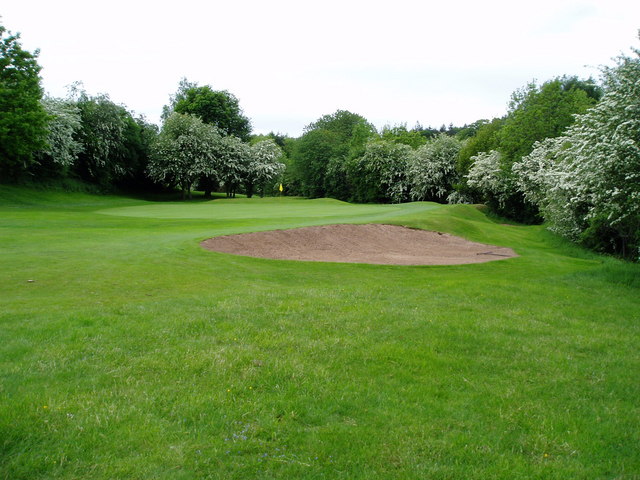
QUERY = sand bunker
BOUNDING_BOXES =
[200,224,517,266]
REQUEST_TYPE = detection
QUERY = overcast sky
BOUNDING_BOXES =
[3,1,639,136]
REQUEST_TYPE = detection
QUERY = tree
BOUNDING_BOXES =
[514,46,640,259]
[347,139,413,203]
[456,117,504,178]
[165,79,251,140]
[118,114,158,191]
[499,77,599,165]
[409,134,462,202]
[0,24,49,179]
[512,137,577,233]
[244,140,285,198]
[69,88,157,190]
[411,122,442,141]
[34,96,83,175]
[291,110,376,199]
[512,137,564,209]
[467,150,512,211]
[454,119,491,141]
[466,147,539,221]
[216,135,249,198]
[457,76,598,222]
[162,77,196,119]
[71,91,140,187]
[380,124,427,148]
[148,112,222,199]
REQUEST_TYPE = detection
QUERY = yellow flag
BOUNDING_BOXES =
[279,183,283,192]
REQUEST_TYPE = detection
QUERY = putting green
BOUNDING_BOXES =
[98,198,440,220]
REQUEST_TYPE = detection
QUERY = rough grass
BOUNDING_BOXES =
[1,185,638,479]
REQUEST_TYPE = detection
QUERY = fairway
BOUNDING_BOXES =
[1,186,639,479]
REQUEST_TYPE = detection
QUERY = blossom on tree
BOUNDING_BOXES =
[244,140,285,197]
[409,134,461,202]
[148,112,222,199]
[514,42,640,259]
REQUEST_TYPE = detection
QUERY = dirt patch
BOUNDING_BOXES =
[200,224,517,266]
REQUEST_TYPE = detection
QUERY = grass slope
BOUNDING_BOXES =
[1,186,638,479]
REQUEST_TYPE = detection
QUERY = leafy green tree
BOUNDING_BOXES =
[148,112,222,199]
[558,75,603,103]
[454,120,491,141]
[278,137,301,196]
[499,77,599,164]
[250,132,288,148]
[165,79,251,141]
[347,139,413,203]
[291,129,330,197]
[118,114,158,191]
[411,122,441,141]
[0,24,49,179]
[499,77,600,222]
[162,78,196,119]
[380,124,427,148]
[292,110,375,199]
[456,117,504,177]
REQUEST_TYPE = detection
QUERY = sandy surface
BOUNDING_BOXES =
[200,224,517,266]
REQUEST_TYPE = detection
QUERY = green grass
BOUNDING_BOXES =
[1,185,638,479]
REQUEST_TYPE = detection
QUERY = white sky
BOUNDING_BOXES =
[2,1,639,136]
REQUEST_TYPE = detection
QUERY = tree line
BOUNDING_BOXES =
[0,25,285,198]
[281,50,638,260]
[1,20,638,260]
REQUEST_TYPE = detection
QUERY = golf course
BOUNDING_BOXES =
[1,186,638,479]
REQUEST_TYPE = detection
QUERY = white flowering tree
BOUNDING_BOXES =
[466,147,542,220]
[244,140,285,197]
[148,112,222,199]
[513,137,566,207]
[409,133,461,202]
[466,150,509,206]
[513,137,584,238]
[515,44,640,259]
[216,134,250,198]
[37,96,83,169]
